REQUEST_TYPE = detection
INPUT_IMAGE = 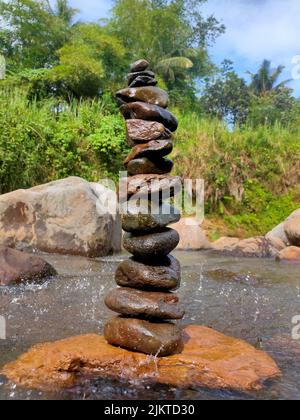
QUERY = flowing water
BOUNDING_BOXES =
[0,251,300,400]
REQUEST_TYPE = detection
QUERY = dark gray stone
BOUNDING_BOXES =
[115,256,181,291]
[123,228,180,258]
[104,317,183,356]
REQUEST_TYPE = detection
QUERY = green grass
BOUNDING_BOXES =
[1,90,299,237]
[172,111,300,236]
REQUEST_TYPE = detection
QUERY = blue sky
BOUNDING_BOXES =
[63,0,300,96]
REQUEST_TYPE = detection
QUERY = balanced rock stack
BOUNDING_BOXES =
[104,59,185,357]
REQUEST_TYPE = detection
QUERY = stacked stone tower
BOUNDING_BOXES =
[104,59,184,357]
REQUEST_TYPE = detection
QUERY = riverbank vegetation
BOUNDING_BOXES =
[1,0,300,237]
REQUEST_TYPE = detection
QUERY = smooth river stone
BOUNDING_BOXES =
[121,200,180,233]
[127,157,174,176]
[130,59,149,73]
[117,87,169,108]
[130,76,158,88]
[127,70,155,85]
[105,288,185,320]
[119,174,182,201]
[121,102,178,132]
[124,140,173,165]
[126,120,172,146]
[104,317,183,356]
[123,228,180,258]
[115,256,181,291]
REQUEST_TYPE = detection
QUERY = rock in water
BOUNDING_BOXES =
[117,87,169,108]
[284,216,300,246]
[126,120,172,145]
[130,59,149,73]
[124,140,173,164]
[127,157,174,176]
[123,228,180,258]
[120,174,182,201]
[2,326,280,391]
[104,317,183,356]
[115,256,181,291]
[121,200,180,233]
[0,177,121,257]
[0,247,56,286]
[105,288,185,320]
[121,102,178,132]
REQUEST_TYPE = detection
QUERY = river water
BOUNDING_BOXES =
[0,251,300,400]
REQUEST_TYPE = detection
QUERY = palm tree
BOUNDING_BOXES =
[247,60,291,95]
[46,0,78,26]
[155,56,193,82]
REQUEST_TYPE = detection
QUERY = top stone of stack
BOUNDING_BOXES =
[130,59,150,73]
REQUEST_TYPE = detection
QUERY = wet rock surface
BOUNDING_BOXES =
[126,119,172,145]
[117,87,169,108]
[105,288,185,320]
[105,59,182,356]
[0,246,56,286]
[105,317,183,356]
[121,200,180,233]
[121,102,178,132]
[124,140,173,164]
[127,157,173,176]
[2,326,280,391]
[115,256,181,291]
[123,228,180,258]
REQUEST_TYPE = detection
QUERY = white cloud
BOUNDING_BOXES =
[203,0,300,95]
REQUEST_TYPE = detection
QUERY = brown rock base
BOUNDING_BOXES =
[2,326,280,392]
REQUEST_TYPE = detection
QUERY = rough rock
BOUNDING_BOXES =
[129,75,158,88]
[266,222,290,247]
[121,102,178,132]
[0,177,121,257]
[127,71,155,86]
[119,174,182,201]
[276,246,300,263]
[117,87,169,108]
[121,200,180,233]
[124,140,173,165]
[211,237,240,252]
[211,236,279,258]
[284,214,300,247]
[115,255,181,291]
[172,218,211,250]
[0,246,56,286]
[2,326,280,392]
[127,157,173,176]
[130,59,149,73]
[123,228,180,258]
[126,119,172,146]
[105,288,185,320]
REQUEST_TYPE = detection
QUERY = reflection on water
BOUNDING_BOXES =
[1,251,300,400]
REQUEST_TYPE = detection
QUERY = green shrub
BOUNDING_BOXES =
[0,89,127,193]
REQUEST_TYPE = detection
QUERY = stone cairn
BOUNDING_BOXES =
[104,59,185,357]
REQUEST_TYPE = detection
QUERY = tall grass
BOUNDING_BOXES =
[0,89,127,194]
[172,111,300,235]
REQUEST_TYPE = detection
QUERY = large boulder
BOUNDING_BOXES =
[2,325,280,392]
[0,177,121,257]
[0,246,56,286]
[211,236,279,258]
[284,209,300,247]
[172,218,211,250]
[276,246,300,263]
